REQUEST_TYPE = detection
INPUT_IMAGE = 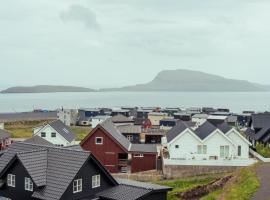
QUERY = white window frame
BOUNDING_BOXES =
[197,145,207,154]
[51,132,56,138]
[126,135,133,141]
[220,145,230,158]
[41,132,46,137]
[25,177,33,191]
[134,154,144,158]
[92,175,100,188]
[95,137,103,145]
[7,174,15,187]
[73,179,82,193]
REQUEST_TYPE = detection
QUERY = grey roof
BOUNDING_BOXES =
[192,114,209,119]
[100,120,131,151]
[130,144,157,153]
[195,121,217,140]
[109,114,134,123]
[217,122,233,133]
[0,129,11,140]
[227,116,238,123]
[24,136,54,146]
[0,142,116,200]
[47,120,76,142]
[160,118,180,122]
[97,178,171,200]
[99,121,157,153]
[117,125,142,134]
[166,121,189,143]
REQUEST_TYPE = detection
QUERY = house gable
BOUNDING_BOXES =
[169,128,202,145]
[226,128,252,146]
[203,129,234,145]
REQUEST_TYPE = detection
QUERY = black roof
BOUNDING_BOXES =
[0,129,11,140]
[0,142,117,200]
[97,178,171,200]
[251,113,270,129]
[166,121,190,143]
[195,121,217,140]
[216,122,233,133]
[24,135,54,146]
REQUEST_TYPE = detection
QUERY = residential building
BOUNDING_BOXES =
[80,120,158,173]
[160,119,180,130]
[0,142,171,200]
[134,109,152,125]
[33,120,76,147]
[162,121,255,167]
[57,108,78,126]
[0,123,4,130]
[78,108,104,126]
[173,112,192,121]
[91,116,111,128]
[148,112,168,127]
[245,113,270,146]
[108,114,134,126]
[141,128,167,144]
[117,124,142,143]
[192,114,209,126]
[207,115,228,126]
[111,109,130,117]
[0,129,11,151]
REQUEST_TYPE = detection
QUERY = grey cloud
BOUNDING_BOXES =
[60,4,100,30]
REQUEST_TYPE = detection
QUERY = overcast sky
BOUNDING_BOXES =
[1,0,270,89]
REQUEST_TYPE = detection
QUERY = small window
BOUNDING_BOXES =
[126,135,133,141]
[41,132,46,137]
[73,179,82,193]
[51,132,56,138]
[7,174,15,187]
[238,145,242,156]
[134,154,144,158]
[92,175,100,188]
[95,137,103,145]
[175,145,179,149]
[25,177,33,191]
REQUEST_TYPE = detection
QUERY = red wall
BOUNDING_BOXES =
[131,153,157,173]
[81,128,126,173]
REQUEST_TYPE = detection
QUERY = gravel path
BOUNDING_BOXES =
[251,163,270,200]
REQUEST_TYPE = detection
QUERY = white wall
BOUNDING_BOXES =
[191,118,207,126]
[227,130,250,159]
[35,125,74,146]
[0,123,4,130]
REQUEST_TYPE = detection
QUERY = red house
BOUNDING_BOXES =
[0,129,11,150]
[80,120,158,173]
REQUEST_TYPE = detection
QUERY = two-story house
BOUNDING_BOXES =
[0,142,171,200]
[33,120,76,147]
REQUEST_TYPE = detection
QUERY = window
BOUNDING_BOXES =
[126,135,133,141]
[25,178,33,191]
[134,154,144,157]
[41,132,46,137]
[92,175,101,188]
[51,132,56,138]
[73,179,82,193]
[238,146,242,156]
[175,145,179,149]
[95,137,103,145]
[7,174,15,187]
[220,145,230,158]
[197,145,207,154]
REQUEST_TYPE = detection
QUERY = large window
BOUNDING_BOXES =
[197,145,207,154]
[73,179,82,193]
[95,137,103,145]
[7,174,15,187]
[25,177,33,191]
[92,175,100,188]
[220,145,230,158]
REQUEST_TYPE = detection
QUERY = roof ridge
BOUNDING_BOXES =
[16,148,47,155]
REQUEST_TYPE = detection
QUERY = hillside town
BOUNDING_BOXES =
[1,106,270,199]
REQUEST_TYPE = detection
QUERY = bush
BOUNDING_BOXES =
[256,143,270,158]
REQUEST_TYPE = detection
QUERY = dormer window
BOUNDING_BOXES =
[25,177,33,191]
[73,179,82,193]
[95,137,103,145]
[7,174,15,187]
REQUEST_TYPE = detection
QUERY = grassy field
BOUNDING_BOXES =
[155,174,227,200]
[201,189,223,200]
[219,166,260,200]
[5,120,92,141]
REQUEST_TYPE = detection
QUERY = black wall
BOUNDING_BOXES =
[143,191,167,200]
[0,159,36,200]
[60,158,115,200]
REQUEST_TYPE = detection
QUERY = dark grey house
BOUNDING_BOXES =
[0,142,171,200]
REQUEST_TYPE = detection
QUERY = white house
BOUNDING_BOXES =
[33,120,76,147]
[192,114,209,126]
[162,121,256,166]
[57,108,78,126]
[0,123,4,130]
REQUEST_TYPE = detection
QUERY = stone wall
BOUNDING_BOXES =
[163,165,239,179]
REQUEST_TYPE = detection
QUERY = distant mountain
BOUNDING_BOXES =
[1,85,96,93]
[103,69,270,92]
